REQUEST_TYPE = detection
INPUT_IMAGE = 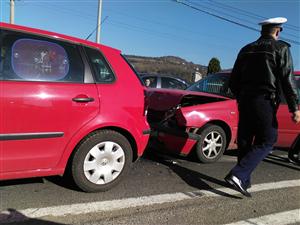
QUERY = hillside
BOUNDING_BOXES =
[125,55,207,83]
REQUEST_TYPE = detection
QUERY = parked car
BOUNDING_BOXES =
[146,72,300,163]
[141,74,189,90]
[0,22,150,192]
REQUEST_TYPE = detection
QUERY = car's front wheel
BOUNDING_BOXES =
[71,130,133,192]
[195,124,227,163]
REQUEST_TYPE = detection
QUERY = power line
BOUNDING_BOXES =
[188,0,258,27]
[17,2,216,46]
[86,16,109,41]
[173,0,260,32]
[172,0,300,45]
[189,0,299,39]
[22,1,299,41]
[20,2,226,41]
[208,0,265,20]
[208,0,300,31]
[16,1,300,46]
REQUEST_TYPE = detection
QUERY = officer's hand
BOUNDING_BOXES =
[292,110,300,124]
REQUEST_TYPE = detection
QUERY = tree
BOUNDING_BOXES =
[207,57,221,74]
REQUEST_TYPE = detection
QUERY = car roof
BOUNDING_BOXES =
[0,22,121,55]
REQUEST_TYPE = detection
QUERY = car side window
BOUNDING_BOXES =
[1,30,84,83]
[143,76,157,88]
[85,47,115,83]
[161,77,186,89]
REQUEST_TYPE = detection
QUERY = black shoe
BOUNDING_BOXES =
[225,174,252,197]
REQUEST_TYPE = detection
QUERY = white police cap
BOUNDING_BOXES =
[258,17,287,26]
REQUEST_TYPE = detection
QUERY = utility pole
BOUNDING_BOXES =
[96,0,103,44]
[10,0,15,24]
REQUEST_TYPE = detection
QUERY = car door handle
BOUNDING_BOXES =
[72,96,95,103]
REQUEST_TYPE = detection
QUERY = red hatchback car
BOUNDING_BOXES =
[146,72,300,163]
[0,23,150,192]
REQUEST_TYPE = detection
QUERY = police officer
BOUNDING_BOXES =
[225,17,300,197]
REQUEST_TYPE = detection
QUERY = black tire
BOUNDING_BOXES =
[71,130,133,192]
[195,124,227,163]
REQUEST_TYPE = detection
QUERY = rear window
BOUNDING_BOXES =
[11,39,69,81]
[1,30,84,83]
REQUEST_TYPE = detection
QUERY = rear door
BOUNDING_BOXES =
[276,75,300,147]
[0,29,99,173]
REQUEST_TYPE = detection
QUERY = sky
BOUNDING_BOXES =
[0,0,299,70]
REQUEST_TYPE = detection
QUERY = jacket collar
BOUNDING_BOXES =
[259,34,276,41]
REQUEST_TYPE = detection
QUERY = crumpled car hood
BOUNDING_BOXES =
[145,88,230,123]
[146,88,229,111]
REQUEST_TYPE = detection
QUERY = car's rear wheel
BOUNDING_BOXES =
[71,130,132,192]
[195,124,227,163]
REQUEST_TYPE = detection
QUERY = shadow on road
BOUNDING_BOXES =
[0,209,67,225]
[45,175,81,192]
[144,150,241,199]
[0,175,81,192]
[264,153,300,172]
[0,177,44,188]
[224,147,300,171]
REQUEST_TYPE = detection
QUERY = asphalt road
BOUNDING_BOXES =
[0,148,299,225]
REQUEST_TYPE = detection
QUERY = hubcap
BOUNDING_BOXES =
[202,131,223,159]
[83,141,125,184]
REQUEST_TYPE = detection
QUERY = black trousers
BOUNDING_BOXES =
[230,94,278,188]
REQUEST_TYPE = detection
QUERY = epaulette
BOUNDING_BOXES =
[278,40,291,47]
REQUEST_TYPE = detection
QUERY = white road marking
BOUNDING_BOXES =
[0,179,299,224]
[223,209,300,225]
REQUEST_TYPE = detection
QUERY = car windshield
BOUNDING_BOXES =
[187,73,233,98]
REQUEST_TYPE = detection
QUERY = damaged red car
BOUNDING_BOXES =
[0,23,150,192]
[146,72,300,163]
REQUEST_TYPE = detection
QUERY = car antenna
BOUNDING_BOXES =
[85,16,109,41]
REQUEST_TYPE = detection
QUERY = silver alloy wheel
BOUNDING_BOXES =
[202,131,223,159]
[83,141,125,185]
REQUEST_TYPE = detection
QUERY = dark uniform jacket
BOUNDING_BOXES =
[229,34,299,112]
